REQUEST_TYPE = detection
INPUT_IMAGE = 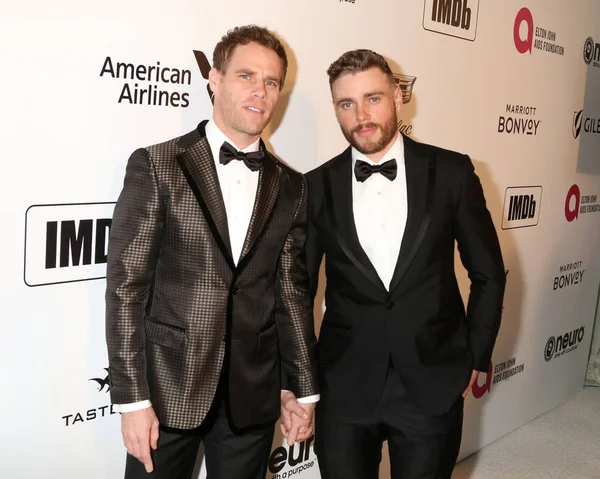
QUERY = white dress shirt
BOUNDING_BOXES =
[352,134,408,290]
[115,121,317,413]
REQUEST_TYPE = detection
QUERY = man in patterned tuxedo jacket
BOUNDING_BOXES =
[105,25,318,479]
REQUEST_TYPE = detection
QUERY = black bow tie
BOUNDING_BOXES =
[219,141,265,172]
[354,159,398,182]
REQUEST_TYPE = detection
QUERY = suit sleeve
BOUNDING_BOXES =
[275,175,319,398]
[305,171,325,301]
[454,156,506,372]
[105,148,164,405]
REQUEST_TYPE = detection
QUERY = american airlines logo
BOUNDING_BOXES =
[501,186,542,230]
[24,202,115,287]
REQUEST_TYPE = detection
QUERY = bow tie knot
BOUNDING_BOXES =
[354,158,398,182]
[219,141,265,171]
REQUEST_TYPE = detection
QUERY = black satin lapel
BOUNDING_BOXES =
[176,137,235,271]
[238,157,281,266]
[324,157,385,291]
[388,145,436,294]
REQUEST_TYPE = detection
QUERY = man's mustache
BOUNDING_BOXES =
[352,123,380,134]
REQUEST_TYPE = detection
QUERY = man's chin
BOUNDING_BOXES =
[352,137,384,155]
[235,122,268,138]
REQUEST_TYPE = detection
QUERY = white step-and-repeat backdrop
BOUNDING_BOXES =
[1,1,600,478]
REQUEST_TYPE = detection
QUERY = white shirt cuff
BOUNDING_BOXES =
[297,394,320,404]
[113,400,152,413]
[282,390,320,403]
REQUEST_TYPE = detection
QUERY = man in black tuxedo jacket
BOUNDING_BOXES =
[304,50,505,478]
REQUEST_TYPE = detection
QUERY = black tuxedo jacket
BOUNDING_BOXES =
[106,121,318,430]
[305,134,505,417]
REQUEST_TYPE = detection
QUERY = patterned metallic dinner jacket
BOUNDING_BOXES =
[105,120,318,429]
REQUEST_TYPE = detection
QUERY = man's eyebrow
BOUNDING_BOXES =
[336,97,354,105]
[363,90,385,97]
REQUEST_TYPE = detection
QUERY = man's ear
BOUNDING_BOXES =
[208,68,220,95]
[394,84,403,111]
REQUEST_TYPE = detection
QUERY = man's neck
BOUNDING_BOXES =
[363,132,399,163]
[212,115,259,150]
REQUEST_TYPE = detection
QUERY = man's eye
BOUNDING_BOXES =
[266,80,277,87]
[240,74,250,79]
[370,97,380,103]
[342,103,353,109]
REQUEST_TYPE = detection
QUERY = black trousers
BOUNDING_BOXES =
[124,398,275,479]
[315,367,463,479]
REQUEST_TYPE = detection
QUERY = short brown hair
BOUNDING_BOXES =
[213,25,288,90]
[327,49,394,87]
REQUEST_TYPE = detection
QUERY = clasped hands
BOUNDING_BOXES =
[280,391,315,446]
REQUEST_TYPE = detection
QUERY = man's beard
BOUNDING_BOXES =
[341,113,398,156]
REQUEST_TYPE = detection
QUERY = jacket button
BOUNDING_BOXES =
[232,287,240,295]
[386,301,395,309]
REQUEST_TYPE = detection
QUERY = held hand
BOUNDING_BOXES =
[280,391,315,446]
[280,391,307,432]
[291,401,315,444]
[462,370,480,398]
[121,407,160,473]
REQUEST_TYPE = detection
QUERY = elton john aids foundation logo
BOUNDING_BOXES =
[513,7,564,56]
[472,356,525,399]
[565,184,600,222]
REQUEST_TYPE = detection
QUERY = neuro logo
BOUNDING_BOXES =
[583,37,595,64]
[269,436,316,478]
[573,110,583,139]
[583,37,600,67]
[544,336,556,362]
[89,368,111,392]
[193,50,214,104]
[544,327,585,362]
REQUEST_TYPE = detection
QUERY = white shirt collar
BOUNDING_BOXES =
[351,133,404,169]
[205,120,261,165]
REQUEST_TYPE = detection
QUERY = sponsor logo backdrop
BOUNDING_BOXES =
[1,0,600,477]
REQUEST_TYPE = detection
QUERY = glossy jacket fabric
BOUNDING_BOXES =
[106,121,318,429]
[306,134,505,417]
